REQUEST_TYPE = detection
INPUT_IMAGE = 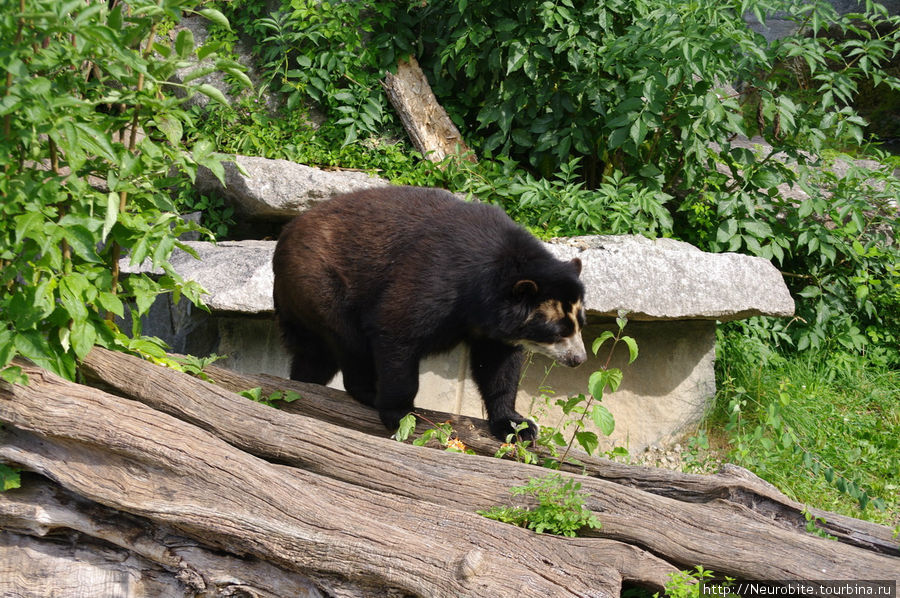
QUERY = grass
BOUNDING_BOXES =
[695,328,900,530]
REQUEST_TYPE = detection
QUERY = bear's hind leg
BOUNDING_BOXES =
[279,318,339,385]
[372,348,420,431]
[337,348,378,407]
[469,338,537,441]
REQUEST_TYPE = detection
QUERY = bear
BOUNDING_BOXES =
[272,186,586,441]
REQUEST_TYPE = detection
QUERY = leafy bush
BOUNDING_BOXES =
[0,0,241,381]
[193,0,899,361]
[213,0,399,146]
[396,0,900,361]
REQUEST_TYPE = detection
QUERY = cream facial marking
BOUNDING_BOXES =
[567,299,584,332]
[517,333,586,368]
[537,299,564,321]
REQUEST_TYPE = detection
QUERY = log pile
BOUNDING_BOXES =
[1,347,897,597]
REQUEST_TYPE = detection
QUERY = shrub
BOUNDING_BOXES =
[395,0,900,360]
[0,0,242,381]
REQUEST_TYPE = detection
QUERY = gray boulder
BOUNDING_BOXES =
[549,235,795,321]
[195,156,390,220]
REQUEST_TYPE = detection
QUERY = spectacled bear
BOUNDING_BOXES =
[272,186,586,441]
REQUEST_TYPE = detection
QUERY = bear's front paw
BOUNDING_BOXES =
[378,408,412,432]
[489,416,538,443]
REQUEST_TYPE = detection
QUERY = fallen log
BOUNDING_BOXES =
[2,350,898,597]
[0,475,324,598]
[382,56,475,163]
[2,359,673,597]
[153,354,897,555]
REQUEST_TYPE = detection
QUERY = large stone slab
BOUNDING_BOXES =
[195,156,389,220]
[149,237,794,322]
[549,236,795,321]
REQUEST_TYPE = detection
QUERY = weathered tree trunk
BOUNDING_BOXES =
[382,56,475,163]
[0,348,897,598]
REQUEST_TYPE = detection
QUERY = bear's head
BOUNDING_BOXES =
[508,257,586,368]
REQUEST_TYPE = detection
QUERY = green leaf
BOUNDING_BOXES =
[604,368,623,393]
[175,28,195,59]
[73,122,117,163]
[156,113,183,145]
[0,464,21,492]
[716,219,738,243]
[506,41,528,74]
[70,319,97,360]
[608,126,629,150]
[196,84,229,106]
[222,65,253,89]
[630,117,648,146]
[591,404,615,436]
[97,292,124,318]
[0,329,15,368]
[59,274,91,322]
[575,431,599,455]
[102,192,118,243]
[621,335,638,364]
[198,8,231,31]
[15,212,44,246]
[588,370,606,398]
[393,413,417,441]
[751,168,782,189]
[62,225,102,263]
[591,331,614,355]
[742,220,773,238]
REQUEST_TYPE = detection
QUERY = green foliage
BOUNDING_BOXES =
[506,159,674,238]
[0,0,243,381]
[170,353,226,381]
[692,151,900,361]
[655,566,732,598]
[0,463,21,492]
[709,324,900,522]
[239,386,302,408]
[528,314,635,467]
[172,184,235,240]
[478,473,601,537]
[393,413,475,454]
[183,93,460,189]
[397,0,900,359]
[212,0,398,146]
[406,0,899,182]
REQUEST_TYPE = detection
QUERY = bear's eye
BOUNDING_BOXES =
[526,298,584,341]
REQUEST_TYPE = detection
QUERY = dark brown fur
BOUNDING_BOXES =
[273,186,585,440]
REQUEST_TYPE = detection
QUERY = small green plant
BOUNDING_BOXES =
[802,508,838,541]
[534,313,637,467]
[0,464,21,492]
[494,420,540,464]
[240,387,302,408]
[655,566,734,598]
[170,353,226,381]
[392,413,475,454]
[172,187,236,240]
[478,473,601,537]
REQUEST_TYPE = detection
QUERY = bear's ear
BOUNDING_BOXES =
[570,257,582,276]
[513,279,539,297]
